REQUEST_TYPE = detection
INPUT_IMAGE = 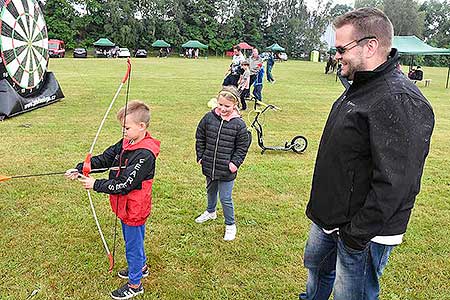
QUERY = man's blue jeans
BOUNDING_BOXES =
[206,179,235,225]
[122,222,147,285]
[300,223,394,300]
[267,64,275,82]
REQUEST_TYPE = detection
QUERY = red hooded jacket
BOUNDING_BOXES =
[79,132,160,226]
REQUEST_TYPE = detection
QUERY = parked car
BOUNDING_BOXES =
[73,48,87,58]
[135,49,147,58]
[118,48,131,58]
[277,52,288,61]
[48,39,65,58]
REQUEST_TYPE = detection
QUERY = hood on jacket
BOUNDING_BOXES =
[123,131,161,158]
[213,107,241,121]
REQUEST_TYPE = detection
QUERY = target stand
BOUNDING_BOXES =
[0,0,64,120]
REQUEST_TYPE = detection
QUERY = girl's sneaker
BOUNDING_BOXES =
[195,211,217,223]
[118,265,149,279]
[110,283,143,300]
[224,224,237,241]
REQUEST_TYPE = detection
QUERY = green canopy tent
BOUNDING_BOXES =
[265,43,285,52]
[393,36,450,88]
[152,39,171,48]
[93,38,115,58]
[181,40,208,58]
[181,40,208,49]
[152,40,171,57]
[93,38,115,47]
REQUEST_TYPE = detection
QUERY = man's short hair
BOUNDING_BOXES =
[333,7,393,56]
[117,100,151,128]
[233,45,241,52]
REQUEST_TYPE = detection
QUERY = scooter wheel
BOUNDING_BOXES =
[291,135,307,153]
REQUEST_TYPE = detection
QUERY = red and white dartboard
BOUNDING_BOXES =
[0,0,48,96]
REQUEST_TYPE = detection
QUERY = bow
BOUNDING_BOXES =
[83,58,132,272]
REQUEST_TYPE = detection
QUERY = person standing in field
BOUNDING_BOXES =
[249,48,263,87]
[66,101,160,300]
[299,8,434,300]
[194,86,250,241]
[266,51,276,83]
[223,45,245,87]
[252,65,264,101]
[237,60,251,110]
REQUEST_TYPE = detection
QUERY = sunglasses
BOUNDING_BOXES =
[335,36,377,55]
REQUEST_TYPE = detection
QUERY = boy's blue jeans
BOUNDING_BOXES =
[300,222,394,300]
[253,85,263,101]
[206,179,235,225]
[121,222,147,285]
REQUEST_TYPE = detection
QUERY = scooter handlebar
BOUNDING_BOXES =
[268,104,281,111]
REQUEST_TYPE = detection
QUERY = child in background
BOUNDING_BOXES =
[65,100,160,300]
[266,51,276,83]
[237,60,251,110]
[253,65,264,101]
[195,86,250,241]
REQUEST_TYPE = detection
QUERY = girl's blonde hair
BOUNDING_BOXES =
[218,86,240,105]
[117,100,151,128]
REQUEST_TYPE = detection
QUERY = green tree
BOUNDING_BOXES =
[329,4,353,19]
[421,0,450,47]
[74,0,109,48]
[235,0,267,48]
[383,0,424,37]
[303,0,333,52]
[214,0,240,53]
[420,0,450,66]
[155,0,188,51]
[44,0,78,48]
[183,0,218,47]
[354,0,383,9]
[267,0,332,57]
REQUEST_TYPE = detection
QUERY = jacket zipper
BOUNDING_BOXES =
[211,120,224,179]
[347,170,355,216]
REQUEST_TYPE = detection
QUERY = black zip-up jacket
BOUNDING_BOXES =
[306,49,434,250]
[195,109,250,181]
[76,137,157,195]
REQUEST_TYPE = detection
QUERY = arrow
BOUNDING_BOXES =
[0,166,126,182]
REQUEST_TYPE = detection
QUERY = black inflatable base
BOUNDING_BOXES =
[0,72,64,120]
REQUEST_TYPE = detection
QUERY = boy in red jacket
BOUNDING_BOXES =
[66,100,160,300]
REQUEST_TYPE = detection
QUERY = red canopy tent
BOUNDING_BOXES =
[226,42,254,56]
[237,42,253,50]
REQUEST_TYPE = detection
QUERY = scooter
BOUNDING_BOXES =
[249,100,307,154]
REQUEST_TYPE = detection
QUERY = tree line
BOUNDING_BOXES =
[43,0,450,65]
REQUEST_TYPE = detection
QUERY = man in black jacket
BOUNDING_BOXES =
[299,8,434,300]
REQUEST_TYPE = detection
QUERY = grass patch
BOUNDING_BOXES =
[0,57,449,299]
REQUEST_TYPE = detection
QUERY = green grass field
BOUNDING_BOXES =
[0,57,449,299]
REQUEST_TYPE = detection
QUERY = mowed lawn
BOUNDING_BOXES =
[0,56,449,299]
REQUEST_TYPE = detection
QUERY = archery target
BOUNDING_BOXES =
[0,0,48,96]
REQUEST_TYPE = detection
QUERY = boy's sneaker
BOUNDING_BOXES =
[118,265,149,279]
[110,283,143,300]
[195,211,217,223]
[224,224,237,241]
